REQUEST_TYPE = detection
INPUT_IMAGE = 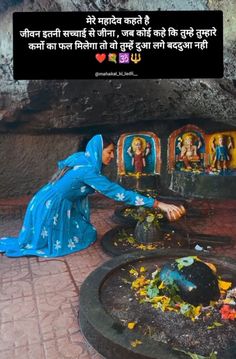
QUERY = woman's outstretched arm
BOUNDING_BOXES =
[83,170,185,221]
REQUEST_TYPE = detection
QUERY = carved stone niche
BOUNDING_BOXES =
[168,126,236,199]
[117,132,161,190]
[168,124,206,174]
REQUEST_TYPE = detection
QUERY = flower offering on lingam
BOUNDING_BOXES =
[134,204,185,244]
[134,209,164,244]
[114,205,187,252]
[159,256,220,306]
[130,256,236,322]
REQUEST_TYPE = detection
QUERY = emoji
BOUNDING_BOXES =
[95,53,106,63]
[118,53,130,64]
[131,53,141,64]
[108,53,117,63]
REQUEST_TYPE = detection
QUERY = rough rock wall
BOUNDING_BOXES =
[0,0,236,133]
[0,134,79,197]
[0,0,236,198]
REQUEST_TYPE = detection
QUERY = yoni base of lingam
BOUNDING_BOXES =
[100,254,236,358]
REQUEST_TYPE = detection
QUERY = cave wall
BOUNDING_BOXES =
[1,118,234,198]
[0,134,80,197]
[0,0,236,134]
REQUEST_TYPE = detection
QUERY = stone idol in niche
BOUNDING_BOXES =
[127,136,151,174]
[175,132,205,172]
[210,134,234,173]
[117,132,161,178]
[117,132,161,191]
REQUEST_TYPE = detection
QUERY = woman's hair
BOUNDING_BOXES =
[102,135,115,149]
[77,135,115,151]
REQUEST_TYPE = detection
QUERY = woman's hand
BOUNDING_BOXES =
[153,200,186,221]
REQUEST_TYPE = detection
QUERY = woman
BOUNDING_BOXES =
[0,134,184,258]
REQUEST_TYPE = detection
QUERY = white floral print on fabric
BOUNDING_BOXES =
[73,236,79,243]
[115,193,125,201]
[67,210,71,219]
[41,227,48,238]
[21,226,26,233]
[68,239,76,250]
[74,221,79,229]
[54,240,61,250]
[53,214,59,225]
[85,151,90,157]
[80,186,86,193]
[46,200,51,209]
[24,244,33,249]
[135,196,144,206]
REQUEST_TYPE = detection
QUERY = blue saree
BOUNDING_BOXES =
[0,134,154,257]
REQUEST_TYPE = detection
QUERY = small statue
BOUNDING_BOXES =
[177,134,202,170]
[211,135,233,171]
[127,137,151,174]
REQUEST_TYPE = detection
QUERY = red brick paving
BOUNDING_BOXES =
[0,195,236,358]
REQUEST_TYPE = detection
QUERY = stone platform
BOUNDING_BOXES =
[0,194,236,359]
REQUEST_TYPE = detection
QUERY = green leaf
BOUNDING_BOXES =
[176,256,196,271]
[146,214,155,223]
[213,322,223,327]
[127,237,136,244]
[207,322,223,329]
[147,286,159,298]
[174,348,217,359]
[177,263,184,270]
[139,298,146,304]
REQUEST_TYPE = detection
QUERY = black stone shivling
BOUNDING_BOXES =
[79,250,236,359]
[160,259,220,306]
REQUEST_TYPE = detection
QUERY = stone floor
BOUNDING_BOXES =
[0,195,236,359]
